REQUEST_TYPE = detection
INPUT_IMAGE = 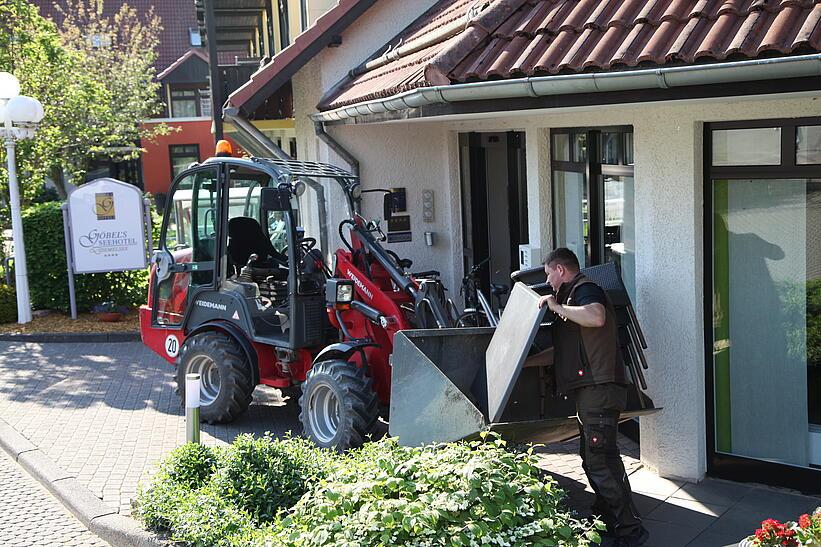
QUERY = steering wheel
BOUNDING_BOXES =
[300,237,316,251]
[281,237,316,260]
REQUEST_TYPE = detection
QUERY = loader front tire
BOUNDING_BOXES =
[299,360,378,450]
[176,332,254,424]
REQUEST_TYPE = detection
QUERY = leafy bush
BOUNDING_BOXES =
[211,434,333,523]
[276,436,600,546]
[21,201,154,312]
[135,435,603,547]
[133,443,220,531]
[0,284,16,323]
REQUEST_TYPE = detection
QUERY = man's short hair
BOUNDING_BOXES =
[543,248,580,271]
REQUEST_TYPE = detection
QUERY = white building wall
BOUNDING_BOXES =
[292,0,454,287]
[288,0,821,483]
[434,94,817,481]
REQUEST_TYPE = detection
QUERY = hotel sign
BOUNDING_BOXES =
[67,178,148,273]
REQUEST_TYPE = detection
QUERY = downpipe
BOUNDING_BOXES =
[314,121,359,177]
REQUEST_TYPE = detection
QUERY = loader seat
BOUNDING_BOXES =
[227,217,287,277]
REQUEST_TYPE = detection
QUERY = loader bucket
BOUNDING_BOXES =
[389,279,659,447]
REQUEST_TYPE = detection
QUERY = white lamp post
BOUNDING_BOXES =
[0,72,44,324]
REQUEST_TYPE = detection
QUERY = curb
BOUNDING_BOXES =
[0,417,165,547]
[0,332,141,343]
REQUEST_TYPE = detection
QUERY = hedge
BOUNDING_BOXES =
[0,283,17,323]
[21,201,156,312]
[134,434,604,547]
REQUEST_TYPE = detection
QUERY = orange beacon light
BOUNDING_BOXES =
[215,139,233,157]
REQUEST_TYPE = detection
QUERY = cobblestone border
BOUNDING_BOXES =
[0,332,141,343]
[0,417,165,547]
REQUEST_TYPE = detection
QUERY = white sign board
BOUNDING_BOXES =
[67,178,148,273]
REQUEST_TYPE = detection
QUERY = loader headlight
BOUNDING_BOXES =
[326,278,354,308]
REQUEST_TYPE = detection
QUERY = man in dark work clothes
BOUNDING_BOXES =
[537,248,648,547]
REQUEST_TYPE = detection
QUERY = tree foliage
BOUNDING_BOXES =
[0,0,169,202]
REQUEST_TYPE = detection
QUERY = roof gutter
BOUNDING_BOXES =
[311,54,821,123]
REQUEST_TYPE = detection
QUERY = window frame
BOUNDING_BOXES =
[703,115,821,494]
[169,144,201,181]
[550,125,634,266]
[169,85,211,118]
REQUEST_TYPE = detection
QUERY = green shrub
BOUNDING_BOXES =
[164,485,255,547]
[135,435,602,547]
[133,443,221,531]
[21,201,156,312]
[212,434,333,523]
[0,284,16,323]
[276,436,601,546]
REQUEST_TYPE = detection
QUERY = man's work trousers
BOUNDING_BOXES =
[574,383,644,538]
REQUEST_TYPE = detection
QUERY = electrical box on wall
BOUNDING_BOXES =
[389,187,407,212]
[422,189,434,223]
[518,244,540,269]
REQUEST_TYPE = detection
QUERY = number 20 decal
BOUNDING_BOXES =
[165,335,180,358]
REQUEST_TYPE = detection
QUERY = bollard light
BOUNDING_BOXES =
[185,373,201,444]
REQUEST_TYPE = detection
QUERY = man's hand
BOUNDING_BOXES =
[537,294,562,314]
[538,294,606,328]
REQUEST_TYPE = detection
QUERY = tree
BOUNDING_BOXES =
[0,0,170,201]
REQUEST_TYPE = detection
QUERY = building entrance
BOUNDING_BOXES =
[458,132,528,308]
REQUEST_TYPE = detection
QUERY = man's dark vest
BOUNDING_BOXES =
[552,273,626,394]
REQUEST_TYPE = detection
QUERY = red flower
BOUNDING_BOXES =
[799,514,811,529]
[762,519,779,531]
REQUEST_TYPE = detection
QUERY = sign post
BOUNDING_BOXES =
[63,178,153,319]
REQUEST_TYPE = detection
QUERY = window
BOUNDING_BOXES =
[169,145,200,179]
[199,88,212,117]
[189,27,202,47]
[551,127,635,300]
[154,168,219,326]
[169,87,210,118]
[797,125,821,165]
[170,89,197,118]
[706,117,821,489]
[712,127,781,166]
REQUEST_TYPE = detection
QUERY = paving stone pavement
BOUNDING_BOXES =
[1,341,817,547]
[0,341,637,520]
[0,341,297,516]
[0,448,109,547]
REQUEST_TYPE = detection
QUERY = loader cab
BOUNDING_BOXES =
[150,158,328,349]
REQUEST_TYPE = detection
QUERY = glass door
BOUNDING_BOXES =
[551,127,636,300]
[706,119,821,491]
[152,167,220,327]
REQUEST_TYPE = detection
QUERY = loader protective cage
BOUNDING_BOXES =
[254,158,359,181]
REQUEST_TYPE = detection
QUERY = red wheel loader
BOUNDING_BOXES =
[140,154,458,449]
[141,153,658,451]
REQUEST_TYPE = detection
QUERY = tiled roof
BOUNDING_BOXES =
[226,0,377,116]
[321,0,821,111]
[33,0,198,72]
[157,49,209,81]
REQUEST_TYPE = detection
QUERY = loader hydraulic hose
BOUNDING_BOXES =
[353,223,417,298]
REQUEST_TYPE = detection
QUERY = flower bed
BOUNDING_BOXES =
[134,434,604,546]
[745,508,821,547]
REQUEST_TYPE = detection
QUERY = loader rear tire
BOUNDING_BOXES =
[176,332,254,424]
[299,360,378,450]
